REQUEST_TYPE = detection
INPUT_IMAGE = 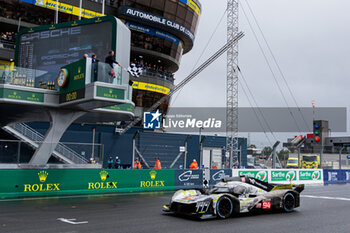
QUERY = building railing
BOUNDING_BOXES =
[0,39,15,49]
[10,123,89,164]
[141,68,175,83]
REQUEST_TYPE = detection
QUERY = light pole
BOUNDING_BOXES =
[91,127,96,159]
[55,0,59,24]
[102,0,105,15]
[79,0,82,20]
[199,126,204,168]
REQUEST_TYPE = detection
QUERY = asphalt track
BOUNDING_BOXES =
[1,184,350,233]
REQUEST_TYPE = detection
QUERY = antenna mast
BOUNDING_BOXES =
[226,0,239,168]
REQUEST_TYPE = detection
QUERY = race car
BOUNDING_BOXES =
[163,176,304,219]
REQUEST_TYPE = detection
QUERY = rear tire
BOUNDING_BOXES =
[216,196,233,219]
[283,193,295,212]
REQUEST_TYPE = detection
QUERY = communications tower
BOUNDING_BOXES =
[226,0,239,168]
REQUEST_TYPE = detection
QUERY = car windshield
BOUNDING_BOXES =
[288,159,298,164]
[303,156,317,162]
[209,187,230,194]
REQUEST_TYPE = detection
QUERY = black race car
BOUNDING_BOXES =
[163,176,304,219]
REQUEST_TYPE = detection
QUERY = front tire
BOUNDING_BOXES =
[216,196,233,219]
[283,193,295,212]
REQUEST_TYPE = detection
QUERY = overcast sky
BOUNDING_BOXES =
[170,0,350,148]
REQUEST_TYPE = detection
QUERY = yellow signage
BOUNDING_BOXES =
[188,0,201,16]
[88,170,118,190]
[140,170,165,188]
[24,170,60,192]
[132,81,171,95]
[34,0,104,19]
[0,60,14,70]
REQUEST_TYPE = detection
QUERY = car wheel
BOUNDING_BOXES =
[283,193,295,212]
[216,196,233,219]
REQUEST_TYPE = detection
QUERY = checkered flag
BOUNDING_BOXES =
[127,63,143,77]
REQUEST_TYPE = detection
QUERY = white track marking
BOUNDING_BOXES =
[302,195,350,201]
[57,218,88,225]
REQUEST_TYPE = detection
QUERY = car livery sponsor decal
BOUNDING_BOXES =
[262,201,271,209]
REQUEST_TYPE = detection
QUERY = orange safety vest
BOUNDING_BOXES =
[154,160,161,169]
[189,161,198,169]
[134,161,142,169]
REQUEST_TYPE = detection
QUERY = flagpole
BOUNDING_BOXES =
[55,0,59,24]
[312,100,315,122]
[79,0,82,20]
[102,0,105,15]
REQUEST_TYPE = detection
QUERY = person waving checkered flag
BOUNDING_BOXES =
[127,63,143,77]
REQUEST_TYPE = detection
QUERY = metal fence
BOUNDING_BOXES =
[0,139,103,164]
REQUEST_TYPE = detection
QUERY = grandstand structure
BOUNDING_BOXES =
[0,0,248,168]
[0,0,201,117]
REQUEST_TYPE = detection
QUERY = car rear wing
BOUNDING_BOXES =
[271,184,304,193]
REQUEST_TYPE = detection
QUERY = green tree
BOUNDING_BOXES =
[277,149,290,166]
[261,146,273,156]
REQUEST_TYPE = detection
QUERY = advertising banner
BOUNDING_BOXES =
[20,0,103,18]
[175,169,202,189]
[234,169,324,185]
[298,170,322,181]
[132,81,171,95]
[0,169,175,198]
[120,6,195,41]
[1,89,44,103]
[323,169,350,184]
[59,59,86,103]
[124,21,182,47]
[209,169,232,186]
[271,170,297,182]
[235,169,269,182]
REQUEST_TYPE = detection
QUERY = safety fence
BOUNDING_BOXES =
[0,168,347,199]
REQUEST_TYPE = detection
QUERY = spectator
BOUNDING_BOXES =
[154,157,161,169]
[91,54,98,63]
[88,157,96,164]
[105,50,119,68]
[189,159,198,169]
[0,31,16,42]
[91,53,98,81]
[83,54,89,59]
[114,156,121,169]
[107,157,113,169]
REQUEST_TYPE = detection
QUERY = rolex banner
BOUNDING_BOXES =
[0,169,174,198]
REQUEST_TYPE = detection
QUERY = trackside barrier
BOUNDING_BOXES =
[174,169,203,189]
[323,169,350,184]
[0,168,329,199]
[232,169,324,185]
[0,169,175,199]
[209,169,233,186]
